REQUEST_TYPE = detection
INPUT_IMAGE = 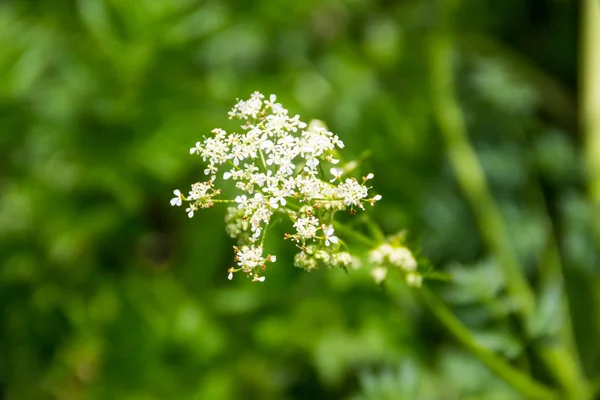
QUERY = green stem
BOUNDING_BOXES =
[333,220,376,248]
[258,148,269,172]
[582,0,600,248]
[335,222,558,398]
[418,287,559,400]
[363,215,386,242]
[428,33,535,318]
[591,374,600,396]
[429,5,590,397]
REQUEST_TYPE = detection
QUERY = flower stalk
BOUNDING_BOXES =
[429,4,590,397]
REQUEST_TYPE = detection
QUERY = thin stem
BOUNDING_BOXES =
[528,186,589,398]
[582,0,600,247]
[580,18,600,395]
[335,221,558,398]
[418,287,559,400]
[428,33,535,318]
[363,215,386,242]
[259,223,269,248]
[591,374,600,397]
[258,148,268,172]
[429,6,590,397]
[333,220,377,248]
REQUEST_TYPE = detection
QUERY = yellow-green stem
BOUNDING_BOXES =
[428,34,534,318]
[335,222,562,398]
[582,0,600,247]
[419,287,559,400]
[429,7,590,397]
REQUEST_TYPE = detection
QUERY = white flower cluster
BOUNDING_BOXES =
[369,243,422,287]
[171,92,381,282]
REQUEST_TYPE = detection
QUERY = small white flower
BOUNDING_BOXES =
[228,272,233,280]
[235,245,265,271]
[369,249,385,265]
[264,94,281,112]
[204,164,217,175]
[323,225,338,246]
[186,204,197,218]
[389,247,417,271]
[170,190,182,206]
[330,167,343,182]
[326,155,340,164]
[261,139,274,152]
[305,157,319,171]
[337,178,369,208]
[268,198,279,208]
[405,272,422,287]
[369,243,393,264]
[332,252,352,267]
[190,142,202,155]
[293,216,319,240]
[371,266,388,283]
[235,195,248,209]
[268,193,287,208]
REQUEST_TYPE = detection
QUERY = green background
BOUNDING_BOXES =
[0,0,593,399]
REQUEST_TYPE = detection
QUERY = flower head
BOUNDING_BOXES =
[171,92,381,281]
[368,241,421,285]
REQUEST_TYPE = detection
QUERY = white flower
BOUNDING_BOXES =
[186,204,197,218]
[405,272,422,287]
[268,191,287,208]
[323,225,338,246]
[235,245,264,271]
[261,139,274,152]
[190,142,202,155]
[293,215,319,240]
[389,247,417,271]
[235,195,248,209]
[264,94,281,112]
[369,243,392,264]
[369,249,385,264]
[188,182,212,201]
[204,164,218,176]
[171,92,381,282]
[330,167,343,182]
[229,91,265,120]
[371,266,388,283]
[170,190,182,206]
[337,178,369,208]
[305,157,319,171]
[369,243,416,270]
[332,252,352,267]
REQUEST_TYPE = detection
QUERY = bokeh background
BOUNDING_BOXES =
[1,0,595,399]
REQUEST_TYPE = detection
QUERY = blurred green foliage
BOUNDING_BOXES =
[0,0,592,399]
